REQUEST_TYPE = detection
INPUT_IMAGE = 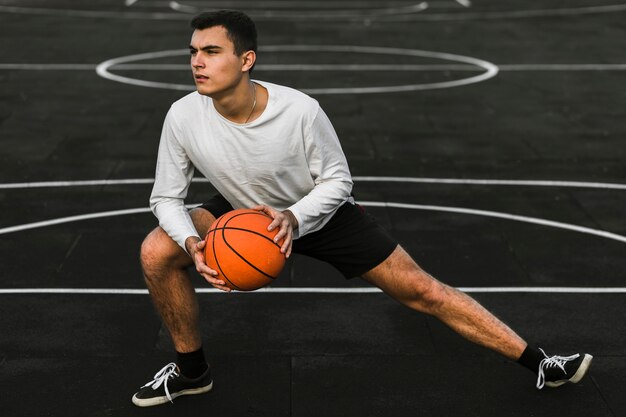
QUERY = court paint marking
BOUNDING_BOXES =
[0,4,188,20]
[0,208,151,235]
[169,0,428,17]
[1,287,625,295]
[95,46,498,94]
[1,63,482,72]
[1,3,625,20]
[3,177,626,190]
[0,64,97,70]
[455,0,472,7]
[381,3,626,20]
[1,201,625,244]
[4,63,626,71]
[353,177,626,190]
[498,64,626,71]
[362,201,626,244]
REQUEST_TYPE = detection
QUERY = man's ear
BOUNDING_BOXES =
[241,50,256,72]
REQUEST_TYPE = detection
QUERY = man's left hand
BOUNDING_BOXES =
[252,205,298,258]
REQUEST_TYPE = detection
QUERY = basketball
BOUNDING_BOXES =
[204,209,286,291]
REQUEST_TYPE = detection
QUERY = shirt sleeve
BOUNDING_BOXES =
[149,108,199,251]
[287,106,353,238]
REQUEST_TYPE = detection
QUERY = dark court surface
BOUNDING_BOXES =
[1,1,626,416]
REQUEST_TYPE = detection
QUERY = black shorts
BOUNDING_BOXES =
[198,195,398,278]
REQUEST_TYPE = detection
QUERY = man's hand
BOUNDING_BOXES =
[252,205,298,258]
[185,236,232,292]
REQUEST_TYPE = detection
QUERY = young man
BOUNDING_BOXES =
[132,10,593,407]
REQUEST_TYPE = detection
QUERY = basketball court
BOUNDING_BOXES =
[1,1,625,416]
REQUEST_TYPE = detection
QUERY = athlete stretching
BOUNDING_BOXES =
[132,10,592,407]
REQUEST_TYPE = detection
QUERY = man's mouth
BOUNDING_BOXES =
[195,74,208,81]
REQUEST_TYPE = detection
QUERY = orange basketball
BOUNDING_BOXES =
[204,209,286,291]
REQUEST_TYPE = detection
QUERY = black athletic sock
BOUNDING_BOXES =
[176,347,209,379]
[517,345,546,374]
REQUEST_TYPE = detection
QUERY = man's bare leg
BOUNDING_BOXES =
[132,208,217,406]
[362,245,526,360]
[139,208,216,353]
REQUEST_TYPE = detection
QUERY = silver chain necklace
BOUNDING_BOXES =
[244,82,257,124]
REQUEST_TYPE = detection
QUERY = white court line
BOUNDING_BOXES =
[0,64,97,70]
[110,64,482,71]
[353,177,626,190]
[1,287,625,295]
[169,0,428,17]
[0,207,151,235]
[0,64,480,71]
[125,0,139,6]
[161,0,431,7]
[382,3,626,20]
[361,201,626,244]
[498,64,626,71]
[2,3,626,20]
[1,201,625,245]
[0,5,187,19]
[3,63,626,72]
[455,0,471,8]
[0,179,155,189]
[94,46,498,94]
[3,177,626,190]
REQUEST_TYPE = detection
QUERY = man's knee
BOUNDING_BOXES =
[365,247,448,313]
[403,275,448,314]
[140,227,189,274]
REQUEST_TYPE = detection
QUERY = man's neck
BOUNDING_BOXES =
[211,79,256,124]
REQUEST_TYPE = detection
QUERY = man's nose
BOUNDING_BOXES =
[191,54,204,68]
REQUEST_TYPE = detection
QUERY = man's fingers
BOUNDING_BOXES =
[203,275,232,292]
[251,204,293,256]
[268,217,282,232]
[196,260,218,277]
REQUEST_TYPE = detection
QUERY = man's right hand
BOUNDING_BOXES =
[185,236,232,292]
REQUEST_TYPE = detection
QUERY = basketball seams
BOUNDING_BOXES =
[207,212,241,290]
[221,213,281,280]
[204,209,286,291]
[221,232,279,280]
[210,226,281,249]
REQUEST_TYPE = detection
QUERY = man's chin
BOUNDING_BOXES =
[194,83,214,96]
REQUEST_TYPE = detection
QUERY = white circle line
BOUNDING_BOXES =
[2,177,626,190]
[0,4,188,19]
[4,63,626,71]
[94,46,498,94]
[1,3,625,20]
[0,286,625,295]
[6,62,626,73]
[95,49,193,91]
[169,0,429,18]
[362,201,626,243]
[378,3,626,21]
[1,202,624,245]
[0,207,151,235]
[353,176,626,190]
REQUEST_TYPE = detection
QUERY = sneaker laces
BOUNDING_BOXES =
[141,362,179,402]
[536,348,580,389]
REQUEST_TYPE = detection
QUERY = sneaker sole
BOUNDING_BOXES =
[545,354,593,388]
[132,381,214,407]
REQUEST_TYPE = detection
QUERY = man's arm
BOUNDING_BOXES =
[286,106,353,237]
[149,108,199,253]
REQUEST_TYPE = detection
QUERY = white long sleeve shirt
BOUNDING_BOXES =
[150,80,354,250]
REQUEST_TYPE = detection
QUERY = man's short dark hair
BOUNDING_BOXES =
[190,10,257,56]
